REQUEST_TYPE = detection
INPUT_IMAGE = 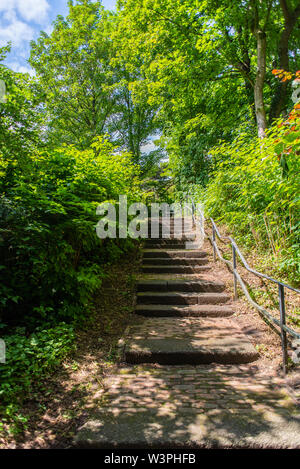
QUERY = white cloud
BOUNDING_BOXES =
[0,0,49,24]
[0,11,34,47]
[0,0,50,80]
[6,60,35,76]
[16,0,49,23]
[0,0,14,14]
[0,0,50,50]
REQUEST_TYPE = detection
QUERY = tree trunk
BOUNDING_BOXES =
[269,1,300,122]
[237,25,256,122]
[254,30,267,138]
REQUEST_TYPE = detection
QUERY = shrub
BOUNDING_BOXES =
[0,323,75,433]
[201,111,300,284]
[0,136,142,327]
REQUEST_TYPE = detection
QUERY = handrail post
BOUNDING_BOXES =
[212,224,216,262]
[278,284,288,375]
[192,201,195,228]
[232,243,238,300]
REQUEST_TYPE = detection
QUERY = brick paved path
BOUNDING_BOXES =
[75,217,300,448]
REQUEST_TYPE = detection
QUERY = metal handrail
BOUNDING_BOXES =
[190,200,300,375]
[211,219,300,294]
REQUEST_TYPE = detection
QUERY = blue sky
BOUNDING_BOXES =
[0,0,116,74]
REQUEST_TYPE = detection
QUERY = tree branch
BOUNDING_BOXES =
[263,0,273,31]
[279,0,290,21]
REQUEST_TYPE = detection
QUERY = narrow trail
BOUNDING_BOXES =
[75,216,300,448]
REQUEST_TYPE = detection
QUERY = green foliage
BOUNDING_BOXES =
[115,0,299,181]
[0,323,75,434]
[0,136,141,327]
[0,46,44,191]
[29,0,159,163]
[29,1,113,148]
[202,115,300,284]
[0,49,142,432]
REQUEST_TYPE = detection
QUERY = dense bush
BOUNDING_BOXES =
[0,137,141,327]
[0,83,142,437]
[201,109,300,284]
[0,323,75,433]
[0,136,141,429]
[0,47,144,431]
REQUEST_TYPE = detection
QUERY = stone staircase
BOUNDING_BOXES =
[74,216,300,448]
[131,217,258,366]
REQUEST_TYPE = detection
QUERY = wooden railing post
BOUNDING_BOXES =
[278,284,288,375]
[232,243,238,300]
[212,224,216,262]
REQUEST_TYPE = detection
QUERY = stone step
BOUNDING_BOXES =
[135,304,234,317]
[137,292,230,305]
[147,217,193,221]
[146,222,195,230]
[146,230,195,236]
[137,280,225,293]
[138,273,216,282]
[184,242,203,249]
[144,243,187,250]
[145,238,194,245]
[147,232,195,238]
[147,224,194,230]
[141,265,211,274]
[147,222,194,228]
[143,250,207,259]
[142,257,209,266]
[145,236,196,242]
[123,318,259,365]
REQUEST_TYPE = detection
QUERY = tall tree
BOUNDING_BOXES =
[30,0,115,149]
[106,72,157,164]
[116,0,299,138]
[0,45,43,190]
[30,0,158,164]
[269,0,300,121]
